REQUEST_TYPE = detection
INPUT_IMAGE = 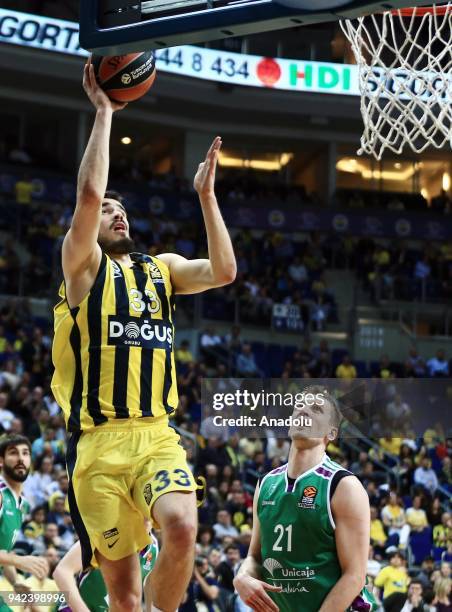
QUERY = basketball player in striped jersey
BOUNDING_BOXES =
[51,59,236,612]
[234,387,377,611]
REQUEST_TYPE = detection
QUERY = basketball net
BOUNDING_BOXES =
[340,3,452,159]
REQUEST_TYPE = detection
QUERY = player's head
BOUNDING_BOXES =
[98,190,135,255]
[0,434,32,482]
[289,385,342,449]
[389,551,405,567]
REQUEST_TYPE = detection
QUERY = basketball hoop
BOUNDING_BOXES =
[340,3,452,159]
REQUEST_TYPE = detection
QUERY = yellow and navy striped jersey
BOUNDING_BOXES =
[51,252,177,432]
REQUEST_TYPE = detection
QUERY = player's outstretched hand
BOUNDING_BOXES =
[83,57,127,112]
[233,574,282,612]
[194,136,222,199]
[16,555,49,581]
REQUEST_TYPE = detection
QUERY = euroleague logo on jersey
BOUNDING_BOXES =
[108,316,173,349]
[298,485,318,509]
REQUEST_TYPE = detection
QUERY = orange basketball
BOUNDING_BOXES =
[92,51,156,103]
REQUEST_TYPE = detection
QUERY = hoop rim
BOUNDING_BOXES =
[390,3,451,16]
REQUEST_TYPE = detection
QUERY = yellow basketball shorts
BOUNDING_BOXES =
[66,416,197,569]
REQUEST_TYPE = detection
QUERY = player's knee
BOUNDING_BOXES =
[109,591,141,612]
[164,515,197,550]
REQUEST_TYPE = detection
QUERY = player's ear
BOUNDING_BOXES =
[328,428,338,441]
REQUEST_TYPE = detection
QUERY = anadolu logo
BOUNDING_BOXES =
[289,63,351,91]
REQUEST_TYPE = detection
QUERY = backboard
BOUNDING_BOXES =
[80,0,444,54]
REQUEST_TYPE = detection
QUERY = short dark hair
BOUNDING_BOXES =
[104,190,125,205]
[224,544,240,553]
[0,434,32,457]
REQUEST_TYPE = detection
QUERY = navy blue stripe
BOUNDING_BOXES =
[112,263,129,418]
[66,432,93,570]
[154,278,174,414]
[68,308,83,432]
[86,254,108,426]
[132,266,153,417]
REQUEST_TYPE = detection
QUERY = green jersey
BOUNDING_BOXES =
[258,455,377,612]
[0,478,29,553]
[77,535,159,612]
[0,478,30,612]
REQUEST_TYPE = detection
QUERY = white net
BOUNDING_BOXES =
[340,3,452,159]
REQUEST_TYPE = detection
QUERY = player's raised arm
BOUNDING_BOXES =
[233,482,282,612]
[53,542,90,612]
[318,476,370,612]
[62,58,126,285]
[157,137,236,294]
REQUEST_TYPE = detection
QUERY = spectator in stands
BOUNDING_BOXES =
[406,495,430,533]
[433,512,451,554]
[200,328,223,350]
[428,498,444,527]
[381,491,410,549]
[351,451,370,477]
[440,456,452,491]
[433,578,451,612]
[23,505,47,541]
[47,495,74,549]
[23,455,54,507]
[386,395,411,428]
[236,344,261,377]
[335,354,357,379]
[33,522,70,555]
[405,348,427,377]
[414,457,439,495]
[288,256,308,286]
[370,506,387,556]
[414,255,431,280]
[367,545,382,579]
[197,525,216,556]
[431,564,451,599]
[200,327,223,368]
[224,325,242,352]
[175,340,194,365]
[378,355,396,378]
[384,579,430,612]
[0,392,14,432]
[266,436,290,463]
[181,555,220,612]
[215,543,241,593]
[374,551,410,604]
[415,556,436,589]
[213,510,239,541]
[427,349,450,377]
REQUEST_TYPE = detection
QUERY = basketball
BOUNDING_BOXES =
[91,51,156,103]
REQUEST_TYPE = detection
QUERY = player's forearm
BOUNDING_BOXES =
[236,555,262,581]
[2,564,17,587]
[0,551,21,569]
[77,107,113,206]
[199,193,236,285]
[318,572,366,612]
[53,568,90,612]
